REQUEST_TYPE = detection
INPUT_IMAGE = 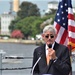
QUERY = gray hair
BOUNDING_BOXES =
[43,25,57,34]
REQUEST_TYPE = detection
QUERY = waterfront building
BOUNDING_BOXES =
[45,1,58,14]
[1,12,15,35]
[72,0,75,13]
[0,0,20,35]
[45,1,75,14]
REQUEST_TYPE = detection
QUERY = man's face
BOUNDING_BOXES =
[42,31,57,45]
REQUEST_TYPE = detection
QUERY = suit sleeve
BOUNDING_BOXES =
[53,47,71,75]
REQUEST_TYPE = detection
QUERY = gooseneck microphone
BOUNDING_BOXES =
[48,44,52,48]
[31,57,41,75]
[31,51,42,75]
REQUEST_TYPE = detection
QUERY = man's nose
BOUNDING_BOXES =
[48,36,51,39]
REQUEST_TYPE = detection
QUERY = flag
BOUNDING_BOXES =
[54,0,75,51]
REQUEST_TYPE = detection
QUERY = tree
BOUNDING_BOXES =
[11,30,24,39]
[31,19,43,37]
[9,16,21,32]
[9,15,55,39]
[17,1,40,19]
[14,16,40,39]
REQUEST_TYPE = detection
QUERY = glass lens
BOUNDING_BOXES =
[45,35,49,38]
[45,35,54,39]
[50,35,54,38]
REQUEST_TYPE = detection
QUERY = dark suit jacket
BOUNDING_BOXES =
[32,42,71,75]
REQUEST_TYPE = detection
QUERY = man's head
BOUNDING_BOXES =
[42,25,57,45]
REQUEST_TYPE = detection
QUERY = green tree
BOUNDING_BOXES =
[9,8,56,39]
[10,15,56,39]
[31,19,43,37]
[14,16,40,39]
[9,16,21,32]
[17,1,40,19]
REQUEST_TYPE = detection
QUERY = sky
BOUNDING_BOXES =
[0,0,58,15]
[0,0,74,15]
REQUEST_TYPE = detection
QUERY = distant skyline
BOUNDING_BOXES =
[0,0,75,15]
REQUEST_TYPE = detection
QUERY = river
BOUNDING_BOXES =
[0,42,75,75]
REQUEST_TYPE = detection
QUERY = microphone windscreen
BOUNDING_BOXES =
[48,44,52,48]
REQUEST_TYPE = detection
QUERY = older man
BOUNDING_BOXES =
[32,25,71,75]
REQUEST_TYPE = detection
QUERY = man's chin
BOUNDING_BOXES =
[47,42,52,45]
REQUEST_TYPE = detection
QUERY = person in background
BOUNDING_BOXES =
[32,25,71,75]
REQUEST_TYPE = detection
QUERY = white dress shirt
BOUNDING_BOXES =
[45,42,55,56]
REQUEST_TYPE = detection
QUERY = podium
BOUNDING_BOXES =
[42,74,53,75]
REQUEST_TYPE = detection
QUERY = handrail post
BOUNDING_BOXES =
[0,50,6,75]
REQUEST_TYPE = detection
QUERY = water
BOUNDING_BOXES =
[0,42,75,75]
[0,42,38,75]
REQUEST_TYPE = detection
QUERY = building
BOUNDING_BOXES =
[72,0,75,13]
[13,0,20,12]
[45,1,58,14]
[1,12,15,35]
[45,1,75,14]
[0,0,20,35]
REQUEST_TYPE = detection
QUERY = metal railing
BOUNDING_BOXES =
[0,51,33,75]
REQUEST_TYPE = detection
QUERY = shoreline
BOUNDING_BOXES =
[0,39,36,44]
[0,39,44,45]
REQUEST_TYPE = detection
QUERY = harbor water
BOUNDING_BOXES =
[0,42,75,75]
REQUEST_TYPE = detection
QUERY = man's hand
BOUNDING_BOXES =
[48,48,56,60]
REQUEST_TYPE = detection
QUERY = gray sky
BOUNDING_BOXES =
[0,0,74,15]
[0,0,58,15]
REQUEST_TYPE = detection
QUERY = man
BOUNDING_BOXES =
[32,25,71,75]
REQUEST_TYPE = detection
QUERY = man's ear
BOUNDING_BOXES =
[55,34,57,39]
[41,34,44,37]
[41,34,44,39]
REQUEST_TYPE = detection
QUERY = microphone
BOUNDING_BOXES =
[31,51,42,75]
[48,44,52,48]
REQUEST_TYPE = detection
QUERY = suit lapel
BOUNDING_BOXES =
[53,42,59,50]
[53,42,59,56]
[41,44,47,66]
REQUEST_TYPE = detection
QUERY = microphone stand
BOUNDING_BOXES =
[31,56,41,75]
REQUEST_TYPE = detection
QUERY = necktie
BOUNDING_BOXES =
[46,49,51,65]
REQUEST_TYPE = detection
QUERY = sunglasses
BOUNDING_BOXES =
[45,35,54,39]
